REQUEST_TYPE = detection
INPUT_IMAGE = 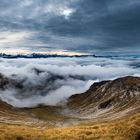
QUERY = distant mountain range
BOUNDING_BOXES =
[0,53,95,58]
[0,53,140,59]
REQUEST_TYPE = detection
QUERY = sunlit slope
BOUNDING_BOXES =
[0,113,139,140]
[0,75,140,139]
[67,76,140,119]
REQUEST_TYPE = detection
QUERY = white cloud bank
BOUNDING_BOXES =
[0,57,139,107]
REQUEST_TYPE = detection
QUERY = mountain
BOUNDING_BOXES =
[0,75,140,139]
[0,53,94,58]
[67,76,140,119]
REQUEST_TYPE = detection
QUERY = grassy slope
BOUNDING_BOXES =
[0,76,140,139]
[0,112,139,140]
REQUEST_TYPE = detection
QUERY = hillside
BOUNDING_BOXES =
[0,75,140,139]
[67,76,140,120]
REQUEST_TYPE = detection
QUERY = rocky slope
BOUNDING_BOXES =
[67,76,140,120]
[0,74,140,139]
[0,74,140,126]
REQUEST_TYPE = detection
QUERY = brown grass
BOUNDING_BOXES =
[0,113,139,140]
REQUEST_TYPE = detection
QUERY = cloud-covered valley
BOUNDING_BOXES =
[0,57,139,107]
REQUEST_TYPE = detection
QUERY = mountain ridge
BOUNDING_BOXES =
[67,76,140,119]
[0,75,140,139]
[0,75,139,122]
[0,53,94,59]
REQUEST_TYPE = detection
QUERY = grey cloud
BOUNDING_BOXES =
[0,0,140,53]
[0,57,139,107]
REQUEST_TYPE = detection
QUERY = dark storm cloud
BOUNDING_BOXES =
[0,0,140,53]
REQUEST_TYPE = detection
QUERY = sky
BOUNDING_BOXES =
[0,0,140,55]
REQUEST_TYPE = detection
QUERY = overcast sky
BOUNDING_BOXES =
[0,0,140,54]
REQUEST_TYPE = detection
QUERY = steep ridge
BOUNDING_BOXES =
[67,76,140,119]
[0,74,140,139]
[0,74,140,126]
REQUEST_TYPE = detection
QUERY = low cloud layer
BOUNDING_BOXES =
[0,57,139,108]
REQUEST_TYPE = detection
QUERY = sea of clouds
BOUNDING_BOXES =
[0,56,140,108]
